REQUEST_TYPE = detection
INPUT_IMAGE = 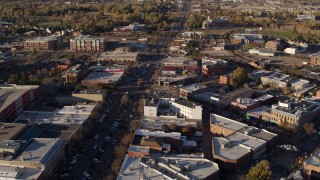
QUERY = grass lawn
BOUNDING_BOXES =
[262,29,295,39]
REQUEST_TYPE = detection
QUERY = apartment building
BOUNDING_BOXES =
[70,35,106,52]
[265,41,281,51]
[0,84,40,122]
[262,99,320,130]
[311,53,320,65]
[24,35,63,50]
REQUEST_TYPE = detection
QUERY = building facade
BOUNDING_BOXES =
[70,35,106,52]
[24,35,62,50]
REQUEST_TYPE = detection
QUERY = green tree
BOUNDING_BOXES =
[247,160,272,180]
[230,67,248,87]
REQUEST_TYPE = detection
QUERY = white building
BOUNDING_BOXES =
[144,90,202,120]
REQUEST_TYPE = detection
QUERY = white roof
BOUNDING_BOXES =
[135,129,181,140]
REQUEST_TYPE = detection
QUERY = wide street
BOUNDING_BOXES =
[53,64,154,180]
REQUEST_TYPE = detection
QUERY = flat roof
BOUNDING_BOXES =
[172,99,200,108]
[212,137,251,161]
[192,91,221,103]
[0,123,26,141]
[247,106,271,117]
[118,154,219,180]
[290,78,310,87]
[135,129,181,140]
[15,138,63,165]
[82,71,123,83]
[0,85,39,112]
[305,151,320,167]
[140,117,200,131]
[38,124,81,141]
[0,165,43,179]
[254,94,273,102]
[210,114,247,132]
[15,104,96,125]
[117,155,165,180]
[238,126,277,142]
[71,35,105,41]
[226,132,266,151]
[61,64,82,75]
[128,145,150,154]
[180,84,207,92]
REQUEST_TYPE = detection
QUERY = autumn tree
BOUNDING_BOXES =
[303,122,317,134]
[120,94,129,108]
[168,124,178,131]
[230,67,248,87]
[247,160,272,180]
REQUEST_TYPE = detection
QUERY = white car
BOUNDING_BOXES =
[93,144,98,150]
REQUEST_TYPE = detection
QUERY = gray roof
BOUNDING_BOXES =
[210,114,247,132]
[238,126,277,142]
[15,138,63,165]
[212,137,251,160]
[225,132,267,151]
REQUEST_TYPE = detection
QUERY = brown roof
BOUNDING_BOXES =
[0,123,26,141]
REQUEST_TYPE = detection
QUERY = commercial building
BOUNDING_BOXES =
[70,35,106,52]
[24,35,63,50]
[304,150,320,178]
[310,53,320,65]
[13,138,64,177]
[248,49,275,57]
[98,51,139,62]
[261,72,291,88]
[163,57,199,72]
[262,99,320,130]
[265,41,281,51]
[231,98,260,115]
[0,123,26,141]
[179,83,208,99]
[212,137,251,169]
[118,154,219,180]
[0,84,40,122]
[56,89,107,105]
[0,165,43,179]
[202,58,229,77]
[202,17,231,29]
[144,90,202,119]
[247,106,271,120]
[61,64,88,84]
[210,114,247,137]
[219,74,231,85]
[81,71,124,87]
[232,34,264,44]
[113,23,145,32]
[218,88,253,108]
[15,104,97,125]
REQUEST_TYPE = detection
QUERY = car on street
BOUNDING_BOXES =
[93,144,98,150]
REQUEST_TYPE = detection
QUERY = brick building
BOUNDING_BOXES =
[24,35,63,50]
[311,53,320,65]
[0,84,40,122]
[70,35,106,52]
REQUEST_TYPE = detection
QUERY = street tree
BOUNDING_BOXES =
[247,160,272,180]
[230,67,248,87]
[303,122,317,134]
[120,94,129,108]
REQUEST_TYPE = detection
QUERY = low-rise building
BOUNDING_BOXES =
[144,90,202,119]
[163,57,199,72]
[202,58,229,77]
[0,84,40,122]
[219,74,231,85]
[212,137,251,169]
[0,123,26,141]
[210,114,247,136]
[261,72,291,88]
[265,41,281,51]
[231,98,260,115]
[113,23,145,32]
[304,150,320,178]
[262,99,320,130]
[118,154,219,180]
[179,84,208,99]
[98,51,139,62]
[219,88,253,108]
[24,35,63,50]
[70,35,106,52]
[310,53,320,66]
[61,64,87,84]
[56,89,107,105]
[81,71,124,87]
